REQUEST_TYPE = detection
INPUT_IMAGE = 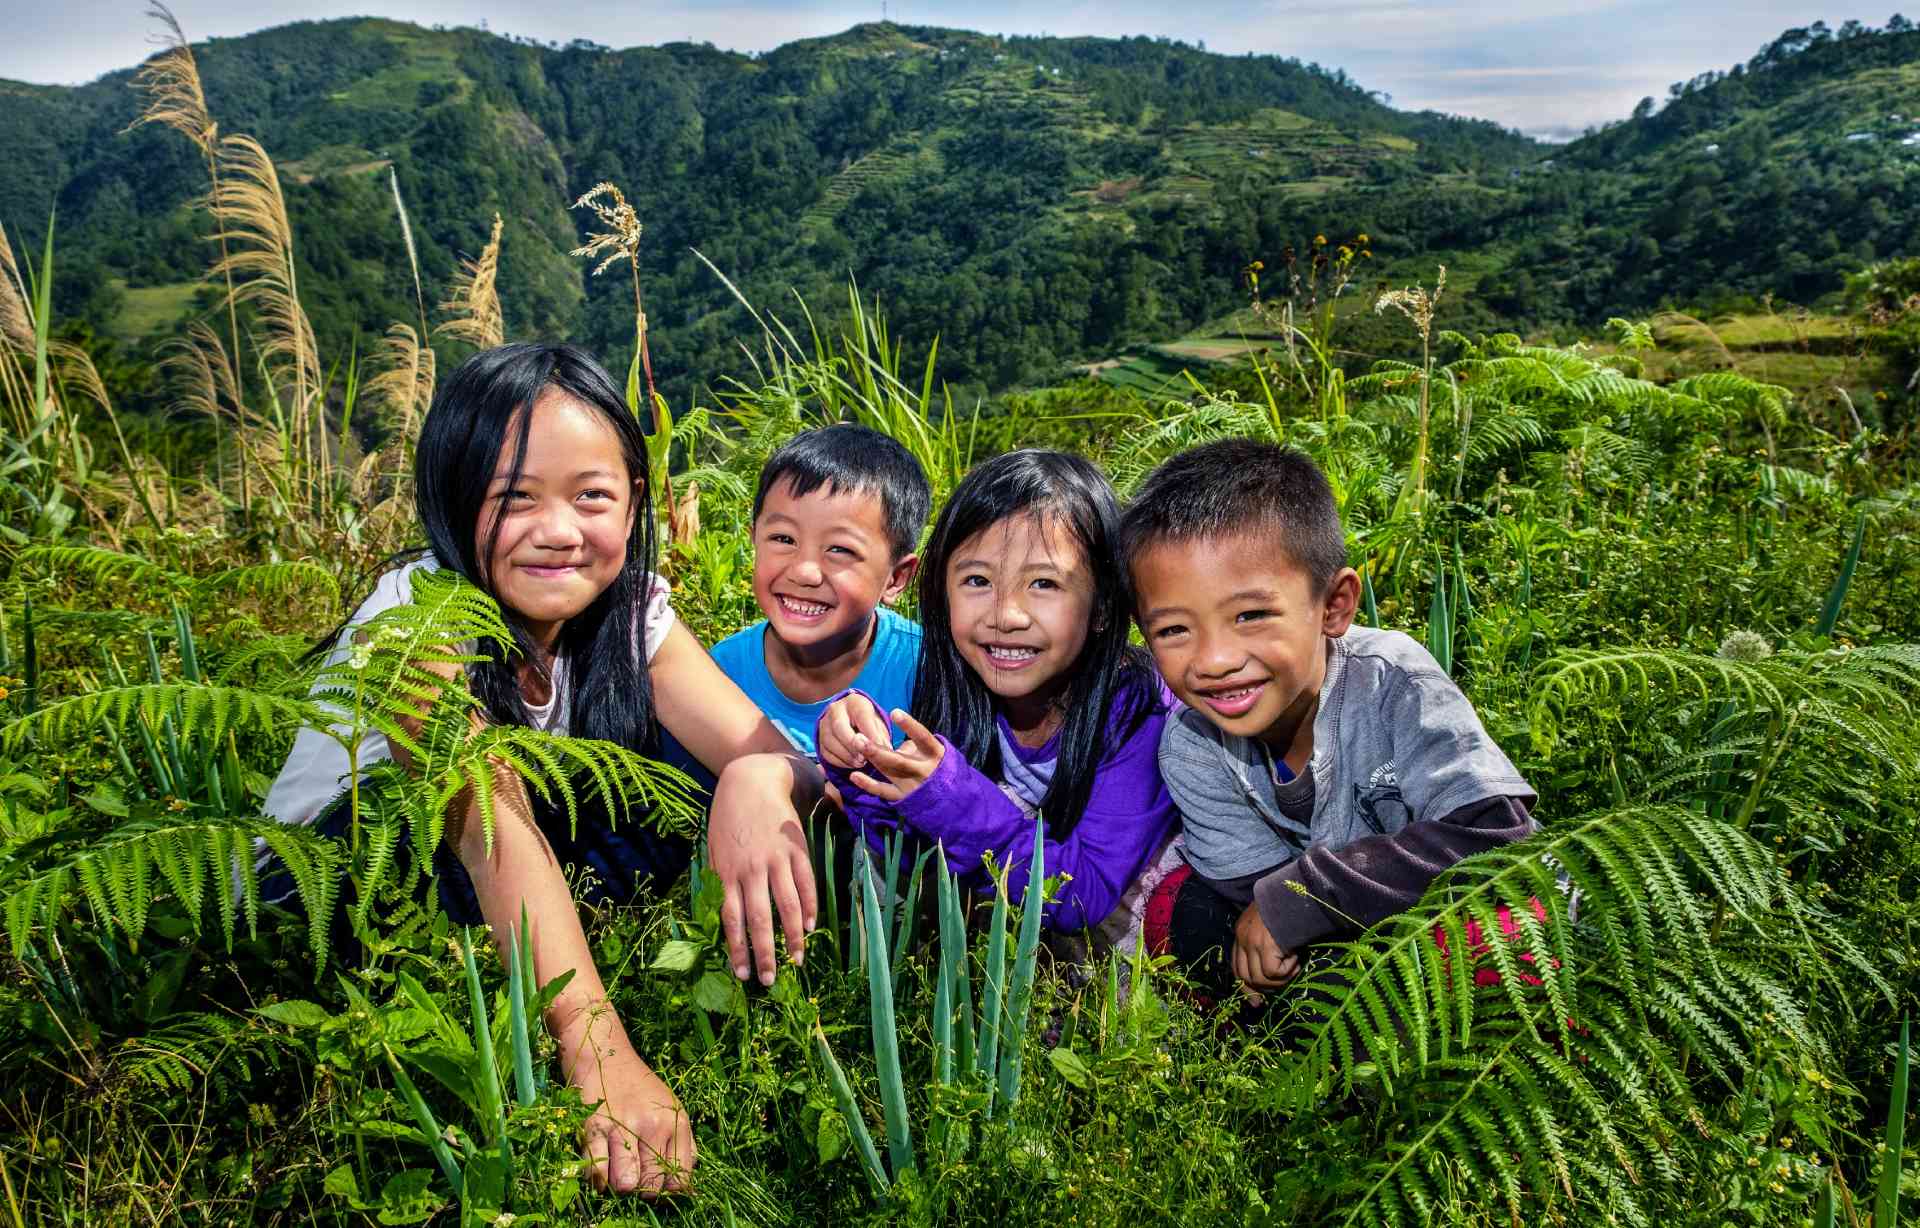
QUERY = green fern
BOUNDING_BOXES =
[1301,804,1843,1227]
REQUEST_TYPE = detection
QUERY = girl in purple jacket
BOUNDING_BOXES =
[816,449,1178,942]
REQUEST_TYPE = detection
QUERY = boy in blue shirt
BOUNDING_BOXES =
[710,424,930,753]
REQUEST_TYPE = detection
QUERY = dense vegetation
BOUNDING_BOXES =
[7,15,1916,416]
[2,10,1919,1227]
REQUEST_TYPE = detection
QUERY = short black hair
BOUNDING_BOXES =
[752,424,932,559]
[1120,439,1348,595]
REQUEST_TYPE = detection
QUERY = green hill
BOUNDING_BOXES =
[1,16,1915,407]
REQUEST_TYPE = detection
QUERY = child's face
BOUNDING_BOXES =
[1132,533,1356,752]
[477,387,637,648]
[753,480,917,657]
[945,512,1094,720]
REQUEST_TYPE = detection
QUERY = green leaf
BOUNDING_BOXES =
[83,784,128,817]
[649,938,703,973]
[322,1164,360,1201]
[816,1107,849,1164]
[374,1169,441,1225]
[1047,1047,1093,1090]
[548,1176,580,1212]
[691,970,744,1015]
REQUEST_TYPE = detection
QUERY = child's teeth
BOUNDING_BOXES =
[989,647,1038,660]
[782,597,828,616]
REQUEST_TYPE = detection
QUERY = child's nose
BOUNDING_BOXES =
[789,555,825,585]
[990,594,1031,629]
[529,505,585,547]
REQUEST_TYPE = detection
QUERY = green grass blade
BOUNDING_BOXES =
[460,928,507,1147]
[383,1042,463,1196]
[892,846,932,1003]
[1362,565,1380,629]
[1426,554,1452,675]
[508,911,536,1108]
[977,860,1011,1110]
[861,853,915,1177]
[995,821,1047,1113]
[1816,509,1867,638]
[933,846,959,1085]
[813,1023,888,1194]
[1875,1017,1909,1228]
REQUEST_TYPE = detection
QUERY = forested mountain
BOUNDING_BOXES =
[2,15,1915,405]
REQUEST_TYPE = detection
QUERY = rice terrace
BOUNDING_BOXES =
[1,4,1918,1225]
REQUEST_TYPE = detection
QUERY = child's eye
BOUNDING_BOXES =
[958,574,990,588]
[827,544,858,558]
[1151,624,1188,641]
[766,533,796,546]
[578,488,614,503]
[497,489,531,505]
[1030,577,1059,591]
[1236,609,1273,624]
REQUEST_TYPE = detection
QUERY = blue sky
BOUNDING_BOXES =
[1,2,1892,139]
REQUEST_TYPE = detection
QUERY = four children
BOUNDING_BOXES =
[270,343,1540,1195]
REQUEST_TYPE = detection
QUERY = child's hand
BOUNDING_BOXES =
[818,693,891,771]
[709,754,817,985]
[571,1037,696,1196]
[847,710,946,802]
[1232,902,1299,1006]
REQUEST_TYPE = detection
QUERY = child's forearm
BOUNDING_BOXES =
[450,769,634,1074]
[1254,795,1536,949]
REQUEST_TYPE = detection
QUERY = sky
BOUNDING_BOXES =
[0,1,1894,140]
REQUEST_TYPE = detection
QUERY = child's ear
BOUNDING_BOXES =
[1321,567,1362,638]
[881,552,920,604]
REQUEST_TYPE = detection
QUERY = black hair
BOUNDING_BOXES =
[751,424,932,558]
[911,449,1159,839]
[1119,439,1348,595]
[413,341,658,751]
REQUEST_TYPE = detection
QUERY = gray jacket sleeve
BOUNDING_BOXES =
[1252,795,1536,950]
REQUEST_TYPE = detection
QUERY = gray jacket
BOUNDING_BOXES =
[1159,625,1537,947]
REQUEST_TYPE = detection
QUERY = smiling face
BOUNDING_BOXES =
[476,386,638,650]
[945,511,1096,734]
[1132,532,1358,761]
[752,480,917,664]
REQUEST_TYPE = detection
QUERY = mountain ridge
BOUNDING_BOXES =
[2,16,1913,405]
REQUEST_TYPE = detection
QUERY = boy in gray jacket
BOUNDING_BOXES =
[1122,440,1537,1002]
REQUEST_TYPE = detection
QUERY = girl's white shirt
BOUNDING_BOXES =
[262,558,675,829]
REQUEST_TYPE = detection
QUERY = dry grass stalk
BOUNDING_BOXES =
[130,2,246,474]
[389,167,428,338]
[571,181,657,408]
[0,221,34,354]
[437,213,505,350]
[365,322,437,440]
[208,134,322,475]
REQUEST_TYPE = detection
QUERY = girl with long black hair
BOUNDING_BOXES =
[265,343,824,1196]
[809,449,1180,944]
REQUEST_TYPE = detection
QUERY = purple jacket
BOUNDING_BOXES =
[818,684,1177,932]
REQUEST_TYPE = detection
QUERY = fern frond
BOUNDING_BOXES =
[192,560,339,609]
[0,815,344,968]
[19,544,186,595]
[1,684,322,753]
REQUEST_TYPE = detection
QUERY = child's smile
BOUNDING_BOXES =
[947,513,1094,739]
[1133,531,1354,770]
[478,388,638,650]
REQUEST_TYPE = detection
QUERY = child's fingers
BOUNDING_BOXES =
[848,770,904,802]
[745,870,780,986]
[852,701,893,749]
[720,877,750,980]
[891,709,942,756]
[857,736,914,776]
[584,1122,613,1191]
[789,843,819,934]
[769,858,806,971]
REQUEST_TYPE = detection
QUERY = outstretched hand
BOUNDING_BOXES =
[847,709,945,803]
[817,692,893,771]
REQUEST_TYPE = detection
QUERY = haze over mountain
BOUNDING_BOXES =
[1,16,1914,404]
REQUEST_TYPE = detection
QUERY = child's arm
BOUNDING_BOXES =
[854,706,1179,932]
[1254,796,1536,951]
[650,622,830,986]
[395,659,690,1195]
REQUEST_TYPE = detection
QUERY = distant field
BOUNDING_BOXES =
[109,279,200,340]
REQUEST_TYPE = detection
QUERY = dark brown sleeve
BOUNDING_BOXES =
[1252,795,1536,951]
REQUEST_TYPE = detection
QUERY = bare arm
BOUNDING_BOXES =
[649,622,830,983]
[392,659,691,1195]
